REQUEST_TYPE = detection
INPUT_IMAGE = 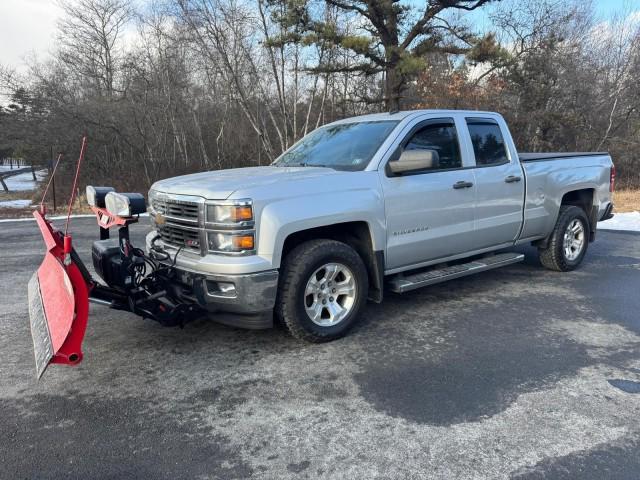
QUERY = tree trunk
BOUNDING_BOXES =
[385,65,402,112]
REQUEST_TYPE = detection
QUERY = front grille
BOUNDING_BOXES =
[157,224,201,251]
[151,195,202,251]
[152,198,199,223]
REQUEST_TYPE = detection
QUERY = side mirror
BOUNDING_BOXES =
[388,149,439,175]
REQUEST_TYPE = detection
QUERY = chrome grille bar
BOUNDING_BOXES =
[151,198,199,225]
[157,224,201,251]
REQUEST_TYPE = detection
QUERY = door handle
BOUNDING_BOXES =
[505,175,522,183]
[452,181,474,189]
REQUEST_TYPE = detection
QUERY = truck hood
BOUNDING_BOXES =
[150,166,340,199]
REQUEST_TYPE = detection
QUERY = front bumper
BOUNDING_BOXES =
[146,232,279,329]
[175,267,279,329]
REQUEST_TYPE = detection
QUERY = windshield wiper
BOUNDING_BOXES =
[281,161,331,168]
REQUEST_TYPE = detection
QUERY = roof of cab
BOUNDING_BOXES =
[330,109,500,124]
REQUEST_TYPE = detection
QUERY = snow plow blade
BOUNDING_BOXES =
[28,272,53,378]
[28,210,90,378]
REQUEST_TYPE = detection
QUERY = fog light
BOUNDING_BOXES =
[206,280,236,296]
[217,282,236,294]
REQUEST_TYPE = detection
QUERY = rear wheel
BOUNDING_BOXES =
[539,205,590,271]
[276,239,368,342]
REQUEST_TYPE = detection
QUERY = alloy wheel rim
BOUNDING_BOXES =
[304,262,357,327]
[563,219,585,261]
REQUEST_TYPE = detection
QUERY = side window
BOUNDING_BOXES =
[466,118,509,166]
[403,121,462,170]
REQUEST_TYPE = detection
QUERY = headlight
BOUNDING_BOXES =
[86,186,114,208]
[105,192,146,217]
[206,201,253,225]
[207,232,254,253]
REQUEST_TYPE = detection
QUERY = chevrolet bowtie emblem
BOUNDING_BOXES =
[155,213,166,225]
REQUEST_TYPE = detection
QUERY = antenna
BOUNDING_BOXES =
[64,136,88,236]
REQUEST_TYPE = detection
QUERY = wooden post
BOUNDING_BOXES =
[51,147,57,212]
[31,165,36,181]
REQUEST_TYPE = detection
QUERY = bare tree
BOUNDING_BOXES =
[1,0,638,194]
[57,0,133,97]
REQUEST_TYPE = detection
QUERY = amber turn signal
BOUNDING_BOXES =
[232,206,253,222]
[232,234,254,250]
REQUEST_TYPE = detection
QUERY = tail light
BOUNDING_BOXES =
[610,164,616,193]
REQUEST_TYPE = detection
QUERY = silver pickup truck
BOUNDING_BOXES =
[146,110,615,342]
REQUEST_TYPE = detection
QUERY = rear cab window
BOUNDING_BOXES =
[465,118,509,166]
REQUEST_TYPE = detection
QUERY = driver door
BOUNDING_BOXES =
[381,118,477,271]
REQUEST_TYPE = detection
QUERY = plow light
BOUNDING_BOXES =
[105,192,146,217]
[86,186,115,208]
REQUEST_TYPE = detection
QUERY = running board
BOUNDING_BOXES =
[388,252,525,293]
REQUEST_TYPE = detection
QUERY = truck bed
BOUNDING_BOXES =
[518,151,613,241]
[519,152,609,162]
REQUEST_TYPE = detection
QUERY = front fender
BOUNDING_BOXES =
[258,188,386,268]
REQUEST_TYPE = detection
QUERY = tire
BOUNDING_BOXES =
[276,239,369,342]
[538,205,590,272]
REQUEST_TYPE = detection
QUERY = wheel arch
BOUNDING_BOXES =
[535,187,597,249]
[560,188,598,241]
[280,222,384,303]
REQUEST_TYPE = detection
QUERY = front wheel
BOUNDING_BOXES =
[276,239,369,342]
[539,205,590,272]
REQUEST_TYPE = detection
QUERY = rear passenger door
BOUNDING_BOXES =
[465,117,525,249]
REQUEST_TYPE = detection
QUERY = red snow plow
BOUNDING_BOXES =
[28,210,90,377]
[28,139,203,378]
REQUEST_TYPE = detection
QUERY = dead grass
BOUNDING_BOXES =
[0,189,38,202]
[0,189,93,219]
[614,189,640,213]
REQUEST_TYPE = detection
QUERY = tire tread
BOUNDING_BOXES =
[276,239,367,342]
[539,205,589,272]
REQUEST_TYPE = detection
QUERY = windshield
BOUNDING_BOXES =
[273,120,399,171]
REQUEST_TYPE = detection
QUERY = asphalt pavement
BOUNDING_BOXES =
[1,217,640,479]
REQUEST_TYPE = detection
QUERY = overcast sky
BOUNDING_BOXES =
[0,0,638,73]
[0,0,63,71]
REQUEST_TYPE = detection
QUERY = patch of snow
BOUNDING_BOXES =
[0,199,32,208]
[1,168,48,192]
[0,165,27,171]
[598,211,640,232]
